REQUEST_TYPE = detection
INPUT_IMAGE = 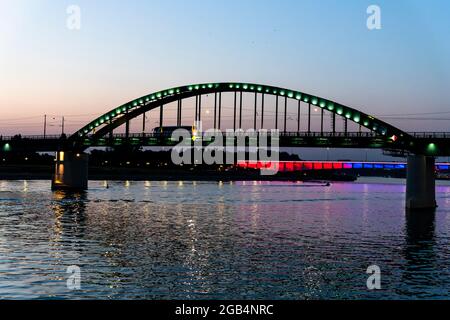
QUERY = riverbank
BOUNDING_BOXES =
[0,165,357,182]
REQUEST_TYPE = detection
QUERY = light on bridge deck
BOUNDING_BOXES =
[2,143,11,152]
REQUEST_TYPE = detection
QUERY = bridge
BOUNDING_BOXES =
[1,82,449,210]
[2,132,450,154]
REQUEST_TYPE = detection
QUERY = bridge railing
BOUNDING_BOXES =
[278,132,381,138]
[93,131,385,138]
[0,134,63,141]
[409,132,450,139]
[3,131,450,141]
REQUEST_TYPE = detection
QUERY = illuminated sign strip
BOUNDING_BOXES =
[236,161,450,172]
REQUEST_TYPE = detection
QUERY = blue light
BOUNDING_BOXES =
[353,163,363,169]
[364,164,374,169]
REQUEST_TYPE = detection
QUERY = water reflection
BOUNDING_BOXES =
[49,191,88,265]
[1,180,450,299]
[405,208,436,266]
[400,209,437,296]
[51,191,87,239]
[405,209,436,244]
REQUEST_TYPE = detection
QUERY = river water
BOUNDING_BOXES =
[0,178,449,300]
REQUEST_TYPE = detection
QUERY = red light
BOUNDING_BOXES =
[314,162,323,170]
[286,162,294,172]
[324,163,333,170]
[333,162,343,169]
[247,162,258,169]
[303,162,313,170]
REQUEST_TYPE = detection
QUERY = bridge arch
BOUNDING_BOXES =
[70,82,410,144]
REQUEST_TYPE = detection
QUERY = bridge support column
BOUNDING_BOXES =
[52,151,88,191]
[406,155,437,210]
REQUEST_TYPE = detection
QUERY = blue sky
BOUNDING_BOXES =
[1,0,450,135]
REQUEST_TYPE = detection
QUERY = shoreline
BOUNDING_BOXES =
[0,165,357,182]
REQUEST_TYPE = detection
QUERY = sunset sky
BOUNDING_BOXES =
[1,0,450,135]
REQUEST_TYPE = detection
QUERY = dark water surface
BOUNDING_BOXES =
[1,178,450,300]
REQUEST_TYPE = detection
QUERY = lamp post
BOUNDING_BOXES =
[43,115,47,138]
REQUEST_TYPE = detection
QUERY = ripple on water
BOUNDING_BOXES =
[0,179,450,299]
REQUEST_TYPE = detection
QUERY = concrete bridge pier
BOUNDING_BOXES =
[52,151,88,191]
[406,155,437,210]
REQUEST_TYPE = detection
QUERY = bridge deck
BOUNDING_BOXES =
[1,132,450,156]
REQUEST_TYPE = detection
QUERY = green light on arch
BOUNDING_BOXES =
[72,82,410,141]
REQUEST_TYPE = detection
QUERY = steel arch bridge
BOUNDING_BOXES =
[62,82,418,152]
[3,81,448,207]
[2,82,449,156]
[73,82,408,139]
